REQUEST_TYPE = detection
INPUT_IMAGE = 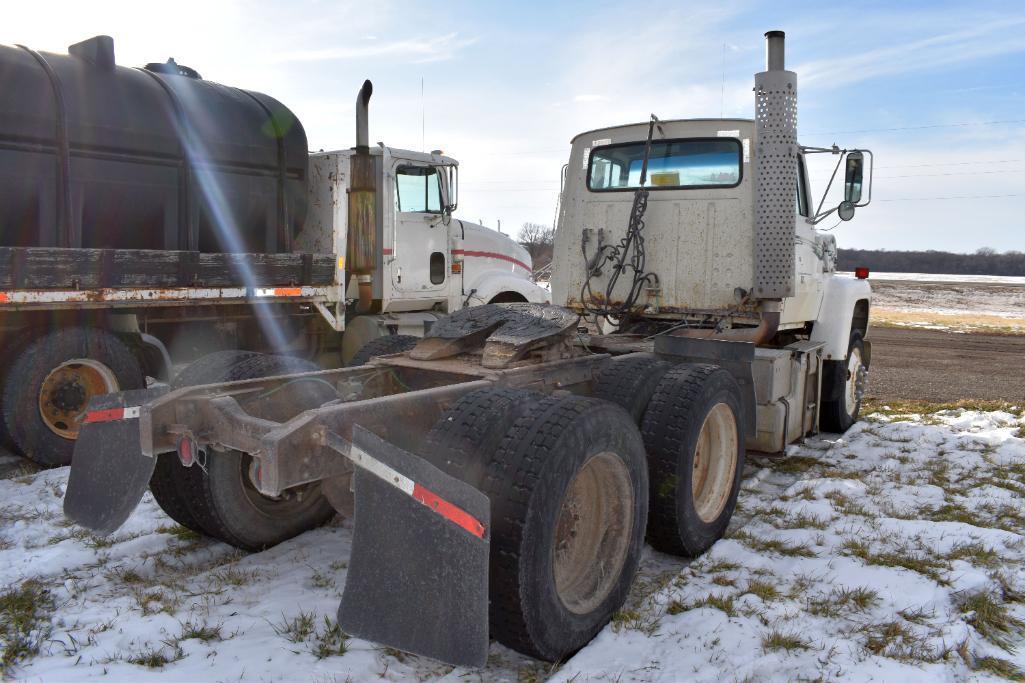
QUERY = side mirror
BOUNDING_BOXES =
[445,166,459,213]
[844,151,864,204]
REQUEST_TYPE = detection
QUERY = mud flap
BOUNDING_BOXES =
[63,386,168,534]
[337,426,490,668]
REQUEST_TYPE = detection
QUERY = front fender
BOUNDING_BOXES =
[810,276,872,361]
[464,270,551,306]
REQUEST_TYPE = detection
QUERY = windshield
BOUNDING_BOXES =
[588,138,742,191]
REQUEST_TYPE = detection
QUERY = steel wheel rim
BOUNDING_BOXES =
[845,347,866,418]
[691,403,738,524]
[553,452,634,615]
[241,452,319,517]
[38,359,120,439]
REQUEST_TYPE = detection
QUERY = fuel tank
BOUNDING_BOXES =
[0,35,308,253]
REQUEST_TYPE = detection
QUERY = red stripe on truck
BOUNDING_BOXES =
[412,482,486,539]
[452,249,530,272]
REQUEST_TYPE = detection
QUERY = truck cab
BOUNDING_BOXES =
[552,33,873,450]
[303,145,548,359]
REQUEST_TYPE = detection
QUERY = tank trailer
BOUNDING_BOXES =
[65,31,873,667]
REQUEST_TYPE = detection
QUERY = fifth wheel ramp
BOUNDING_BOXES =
[409,303,577,368]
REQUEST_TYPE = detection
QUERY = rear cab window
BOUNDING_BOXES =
[588,138,742,191]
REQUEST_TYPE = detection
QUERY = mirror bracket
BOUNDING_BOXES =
[802,147,873,225]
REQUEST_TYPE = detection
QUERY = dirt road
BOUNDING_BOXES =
[865,327,1025,402]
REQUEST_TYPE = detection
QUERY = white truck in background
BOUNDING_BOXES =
[302,98,549,363]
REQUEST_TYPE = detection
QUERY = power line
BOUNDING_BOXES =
[876,158,1025,170]
[806,118,1025,136]
[876,193,1025,202]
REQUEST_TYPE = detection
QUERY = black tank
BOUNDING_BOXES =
[0,36,308,253]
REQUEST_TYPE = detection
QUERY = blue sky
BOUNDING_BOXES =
[6,1,1025,252]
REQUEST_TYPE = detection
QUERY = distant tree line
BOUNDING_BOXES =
[837,248,1025,276]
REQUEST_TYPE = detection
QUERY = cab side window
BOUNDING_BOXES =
[396,165,442,213]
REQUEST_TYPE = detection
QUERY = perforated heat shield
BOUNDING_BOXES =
[754,68,798,298]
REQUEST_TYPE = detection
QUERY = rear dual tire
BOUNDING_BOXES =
[642,365,745,557]
[427,389,648,662]
[149,351,336,550]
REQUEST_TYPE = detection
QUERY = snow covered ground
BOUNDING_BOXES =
[2,407,1024,682]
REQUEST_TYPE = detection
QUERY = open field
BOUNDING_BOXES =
[866,328,1025,403]
[864,273,1025,334]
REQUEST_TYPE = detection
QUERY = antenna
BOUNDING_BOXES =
[420,76,425,153]
[720,42,726,118]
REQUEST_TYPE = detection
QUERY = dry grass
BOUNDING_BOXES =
[762,629,811,653]
[870,309,1025,335]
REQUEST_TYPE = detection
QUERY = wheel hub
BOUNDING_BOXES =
[553,452,634,615]
[845,348,867,418]
[38,359,119,440]
[692,403,738,524]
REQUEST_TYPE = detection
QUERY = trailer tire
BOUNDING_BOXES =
[641,365,744,557]
[820,331,867,433]
[146,351,263,532]
[0,329,36,453]
[177,354,336,550]
[591,353,673,424]
[3,326,144,467]
[348,334,418,367]
[483,395,648,662]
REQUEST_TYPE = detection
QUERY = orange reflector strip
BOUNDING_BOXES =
[274,287,302,296]
[83,406,141,423]
[412,483,486,539]
[0,293,7,302]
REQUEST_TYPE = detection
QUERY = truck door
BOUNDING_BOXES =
[391,163,449,298]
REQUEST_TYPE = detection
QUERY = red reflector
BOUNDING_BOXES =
[177,435,194,467]
[855,267,870,279]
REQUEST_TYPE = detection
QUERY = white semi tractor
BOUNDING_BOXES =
[0,37,545,466]
[66,30,872,669]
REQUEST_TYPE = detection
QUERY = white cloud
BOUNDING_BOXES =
[797,16,1025,89]
[269,32,477,64]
